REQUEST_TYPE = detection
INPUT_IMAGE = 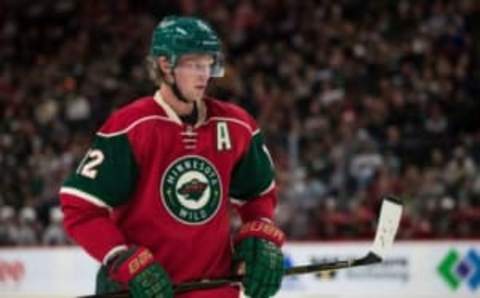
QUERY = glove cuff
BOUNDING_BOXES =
[235,220,285,247]
[108,246,155,284]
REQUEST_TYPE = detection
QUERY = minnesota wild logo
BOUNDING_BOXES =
[161,156,222,224]
[178,179,208,201]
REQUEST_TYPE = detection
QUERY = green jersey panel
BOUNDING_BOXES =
[63,134,138,207]
[229,132,274,200]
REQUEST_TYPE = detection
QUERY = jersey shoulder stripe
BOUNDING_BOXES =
[98,115,177,137]
[98,97,175,137]
[206,116,260,136]
[204,97,259,135]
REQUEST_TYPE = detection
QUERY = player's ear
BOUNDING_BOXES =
[157,56,175,84]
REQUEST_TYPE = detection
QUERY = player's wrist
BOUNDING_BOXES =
[235,219,285,247]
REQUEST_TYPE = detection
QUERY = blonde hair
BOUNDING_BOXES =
[145,56,164,87]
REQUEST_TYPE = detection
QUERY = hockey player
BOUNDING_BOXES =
[59,16,285,298]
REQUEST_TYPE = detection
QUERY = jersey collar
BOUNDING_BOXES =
[153,90,207,127]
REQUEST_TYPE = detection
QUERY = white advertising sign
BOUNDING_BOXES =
[0,248,98,297]
[281,241,480,298]
[0,241,479,298]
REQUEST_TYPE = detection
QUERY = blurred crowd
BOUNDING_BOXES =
[1,0,480,246]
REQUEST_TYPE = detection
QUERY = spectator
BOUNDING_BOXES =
[15,207,40,246]
[42,207,69,246]
[1,0,479,244]
[0,206,17,245]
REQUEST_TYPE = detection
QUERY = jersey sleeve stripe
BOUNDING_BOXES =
[230,197,247,206]
[230,180,275,204]
[262,144,275,168]
[60,186,112,210]
[259,217,273,223]
[259,180,276,196]
[97,115,179,138]
[102,245,128,265]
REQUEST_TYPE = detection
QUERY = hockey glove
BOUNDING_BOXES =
[96,265,123,294]
[233,220,285,298]
[107,246,173,298]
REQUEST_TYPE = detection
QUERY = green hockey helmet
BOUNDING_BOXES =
[150,16,224,77]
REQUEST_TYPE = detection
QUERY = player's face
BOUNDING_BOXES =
[173,54,214,102]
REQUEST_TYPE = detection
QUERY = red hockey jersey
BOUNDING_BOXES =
[59,92,277,297]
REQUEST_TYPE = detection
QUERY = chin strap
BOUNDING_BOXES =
[164,66,199,125]
[167,67,189,103]
[171,81,189,103]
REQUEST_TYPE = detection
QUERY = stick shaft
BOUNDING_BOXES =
[176,251,381,292]
[81,252,381,297]
[79,196,402,298]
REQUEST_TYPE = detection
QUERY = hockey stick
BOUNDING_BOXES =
[79,196,403,298]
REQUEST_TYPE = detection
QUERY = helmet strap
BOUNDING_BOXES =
[158,58,199,124]
[169,69,199,125]
[171,80,189,103]
[170,56,188,103]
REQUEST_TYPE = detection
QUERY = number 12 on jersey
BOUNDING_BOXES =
[76,149,105,179]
